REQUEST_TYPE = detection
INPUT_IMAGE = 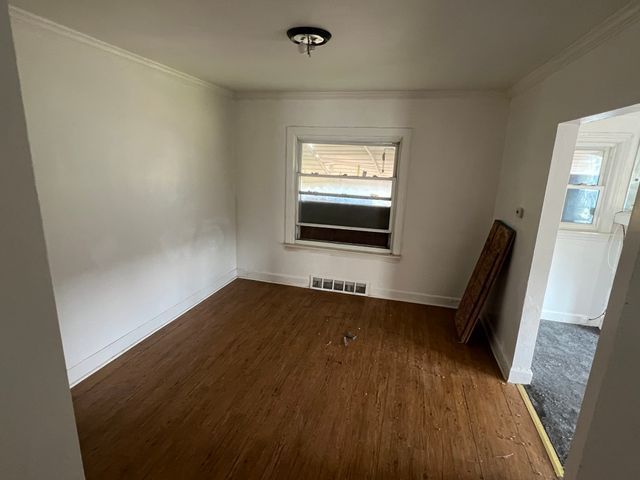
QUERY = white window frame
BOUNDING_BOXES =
[560,146,611,231]
[560,132,635,233]
[284,126,412,256]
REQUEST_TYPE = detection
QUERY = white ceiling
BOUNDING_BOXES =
[10,0,631,92]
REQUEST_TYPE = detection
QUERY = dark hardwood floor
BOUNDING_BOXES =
[72,279,556,479]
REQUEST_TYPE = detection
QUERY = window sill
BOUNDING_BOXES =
[282,241,402,260]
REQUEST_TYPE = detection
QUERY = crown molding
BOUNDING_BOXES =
[8,6,233,98]
[18,2,636,103]
[234,89,507,101]
[509,2,640,98]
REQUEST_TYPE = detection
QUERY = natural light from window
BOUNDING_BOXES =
[296,142,398,249]
[561,149,606,225]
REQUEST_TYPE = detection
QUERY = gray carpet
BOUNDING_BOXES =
[524,320,600,465]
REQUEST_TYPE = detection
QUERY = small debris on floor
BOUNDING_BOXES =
[325,340,332,346]
[495,453,514,459]
[343,331,357,346]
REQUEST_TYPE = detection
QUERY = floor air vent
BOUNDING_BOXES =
[310,276,368,296]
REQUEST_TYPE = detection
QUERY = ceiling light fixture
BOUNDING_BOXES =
[287,27,332,57]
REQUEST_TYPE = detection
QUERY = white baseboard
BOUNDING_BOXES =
[67,268,238,387]
[369,286,460,308]
[237,269,309,288]
[237,269,460,309]
[506,366,534,384]
[542,309,603,328]
[481,316,533,384]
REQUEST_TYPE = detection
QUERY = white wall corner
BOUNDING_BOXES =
[480,316,533,384]
[67,268,238,386]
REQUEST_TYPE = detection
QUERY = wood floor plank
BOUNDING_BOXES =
[72,279,555,479]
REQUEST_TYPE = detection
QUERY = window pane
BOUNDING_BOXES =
[298,225,390,249]
[299,194,391,207]
[301,143,396,178]
[298,201,391,230]
[569,150,604,186]
[562,188,599,224]
[299,176,392,200]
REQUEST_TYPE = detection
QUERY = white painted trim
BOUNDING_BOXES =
[507,367,533,385]
[288,240,393,256]
[282,241,402,261]
[510,3,640,97]
[67,268,238,386]
[284,126,412,256]
[481,316,533,384]
[8,6,233,98]
[542,310,604,328]
[480,316,510,380]
[12,3,639,102]
[556,230,613,242]
[235,89,506,101]
[368,286,460,309]
[237,269,460,308]
[571,132,637,234]
[237,269,309,288]
[510,123,582,382]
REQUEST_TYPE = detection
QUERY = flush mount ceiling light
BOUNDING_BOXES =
[287,27,332,57]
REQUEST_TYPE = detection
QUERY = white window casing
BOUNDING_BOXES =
[561,132,636,234]
[284,126,412,255]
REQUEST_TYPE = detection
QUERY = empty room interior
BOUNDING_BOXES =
[3,1,640,479]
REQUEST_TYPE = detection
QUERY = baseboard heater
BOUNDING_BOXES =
[309,275,368,296]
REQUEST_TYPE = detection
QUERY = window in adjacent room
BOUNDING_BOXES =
[285,127,411,255]
[561,148,609,227]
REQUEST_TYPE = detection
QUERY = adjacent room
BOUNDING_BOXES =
[525,110,640,468]
[3,1,640,479]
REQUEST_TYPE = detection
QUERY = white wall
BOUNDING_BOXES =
[0,2,84,478]
[541,231,621,327]
[10,13,237,385]
[234,94,509,305]
[487,17,640,383]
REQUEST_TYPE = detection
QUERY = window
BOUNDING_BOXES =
[285,127,411,255]
[561,148,608,227]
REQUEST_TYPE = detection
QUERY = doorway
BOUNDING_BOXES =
[522,107,640,471]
